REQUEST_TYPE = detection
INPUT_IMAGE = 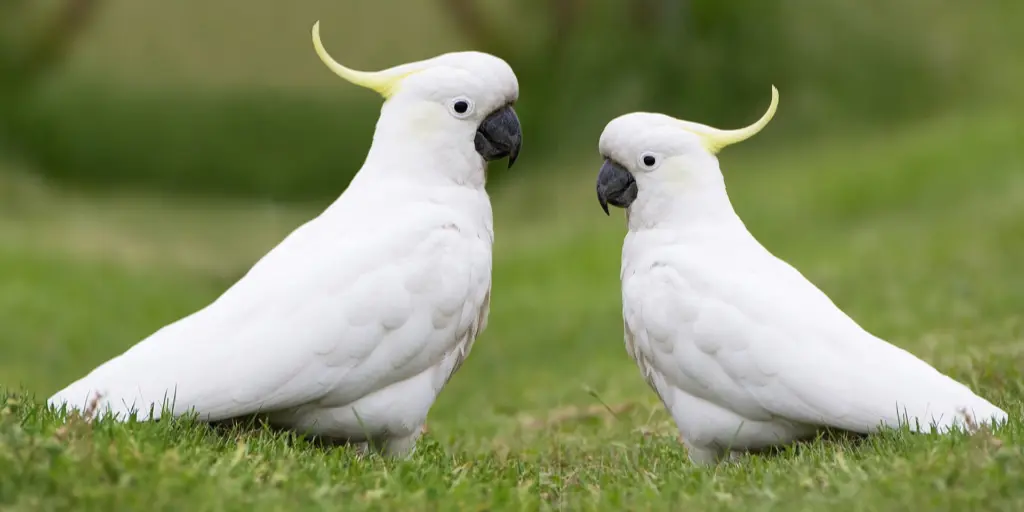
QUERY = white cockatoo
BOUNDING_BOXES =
[47,21,522,458]
[595,87,1007,466]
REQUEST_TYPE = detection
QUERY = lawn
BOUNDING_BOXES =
[2,101,1024,509]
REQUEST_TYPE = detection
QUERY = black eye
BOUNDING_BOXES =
[453,100,469,114]
[643,155,657,167]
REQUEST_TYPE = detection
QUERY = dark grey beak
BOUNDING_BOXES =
[596,158,638,215]
[475,105,522,169]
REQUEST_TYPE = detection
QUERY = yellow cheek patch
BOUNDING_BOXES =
[405,103,445,135]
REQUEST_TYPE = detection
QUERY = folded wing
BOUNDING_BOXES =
[624,250,1006,434]
[48,202,491,422]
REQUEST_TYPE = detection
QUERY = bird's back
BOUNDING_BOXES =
[622,229,1007,436]
[749,238,1006,431]
[48,180,495,423]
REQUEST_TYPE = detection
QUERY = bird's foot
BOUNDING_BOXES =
[357,424,426,459]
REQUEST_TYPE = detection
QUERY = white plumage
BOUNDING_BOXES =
[47,22,522,458]
[595,87,1007,465]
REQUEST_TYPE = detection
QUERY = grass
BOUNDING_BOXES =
[2,101,1024,509]
[2,1,1023,508]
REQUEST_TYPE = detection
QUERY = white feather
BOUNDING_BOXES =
[49,50,518,458]
[600,109,1008,465]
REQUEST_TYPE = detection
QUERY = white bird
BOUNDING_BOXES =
[595,87,1007,466]
[47,21,522,458]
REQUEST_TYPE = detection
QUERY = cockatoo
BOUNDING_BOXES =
[47,21,522,458]
[595,86,1007,466]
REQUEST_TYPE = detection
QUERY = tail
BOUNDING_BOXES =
[846,331,1010,435]
[925,398,1008,433]
[48,381,178,422]
[47,385,124,421]
[47,350,180,422]
[893,379,1009,434]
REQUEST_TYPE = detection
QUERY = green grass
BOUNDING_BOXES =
[2,102,1024,509]
[3,1,1023,508]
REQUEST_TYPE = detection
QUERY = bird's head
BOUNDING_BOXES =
[313,22,522,177]
[595,87,778,227]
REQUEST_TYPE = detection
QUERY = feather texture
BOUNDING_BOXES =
[599,107,1008,465]
[49,49,520,458]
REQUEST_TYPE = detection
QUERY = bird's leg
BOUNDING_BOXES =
[369,424,426,459]
[726,450,747,463]
[349,441,372,456]
[683,440,729,466]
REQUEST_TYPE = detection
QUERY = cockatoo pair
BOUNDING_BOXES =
[48,23,1007,465]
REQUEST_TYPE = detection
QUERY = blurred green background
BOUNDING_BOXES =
[2,0,1024,442]
[3,0,1022,200]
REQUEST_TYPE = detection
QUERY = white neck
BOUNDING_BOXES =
[319,101,493,239]
[354,101,487,191]
[626,164,746,234]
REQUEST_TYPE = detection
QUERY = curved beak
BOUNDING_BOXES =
[596,158,637,215]
[475,105,522,169]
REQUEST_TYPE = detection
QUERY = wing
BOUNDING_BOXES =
[623,247,1006,434]
[48,193,493,422]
